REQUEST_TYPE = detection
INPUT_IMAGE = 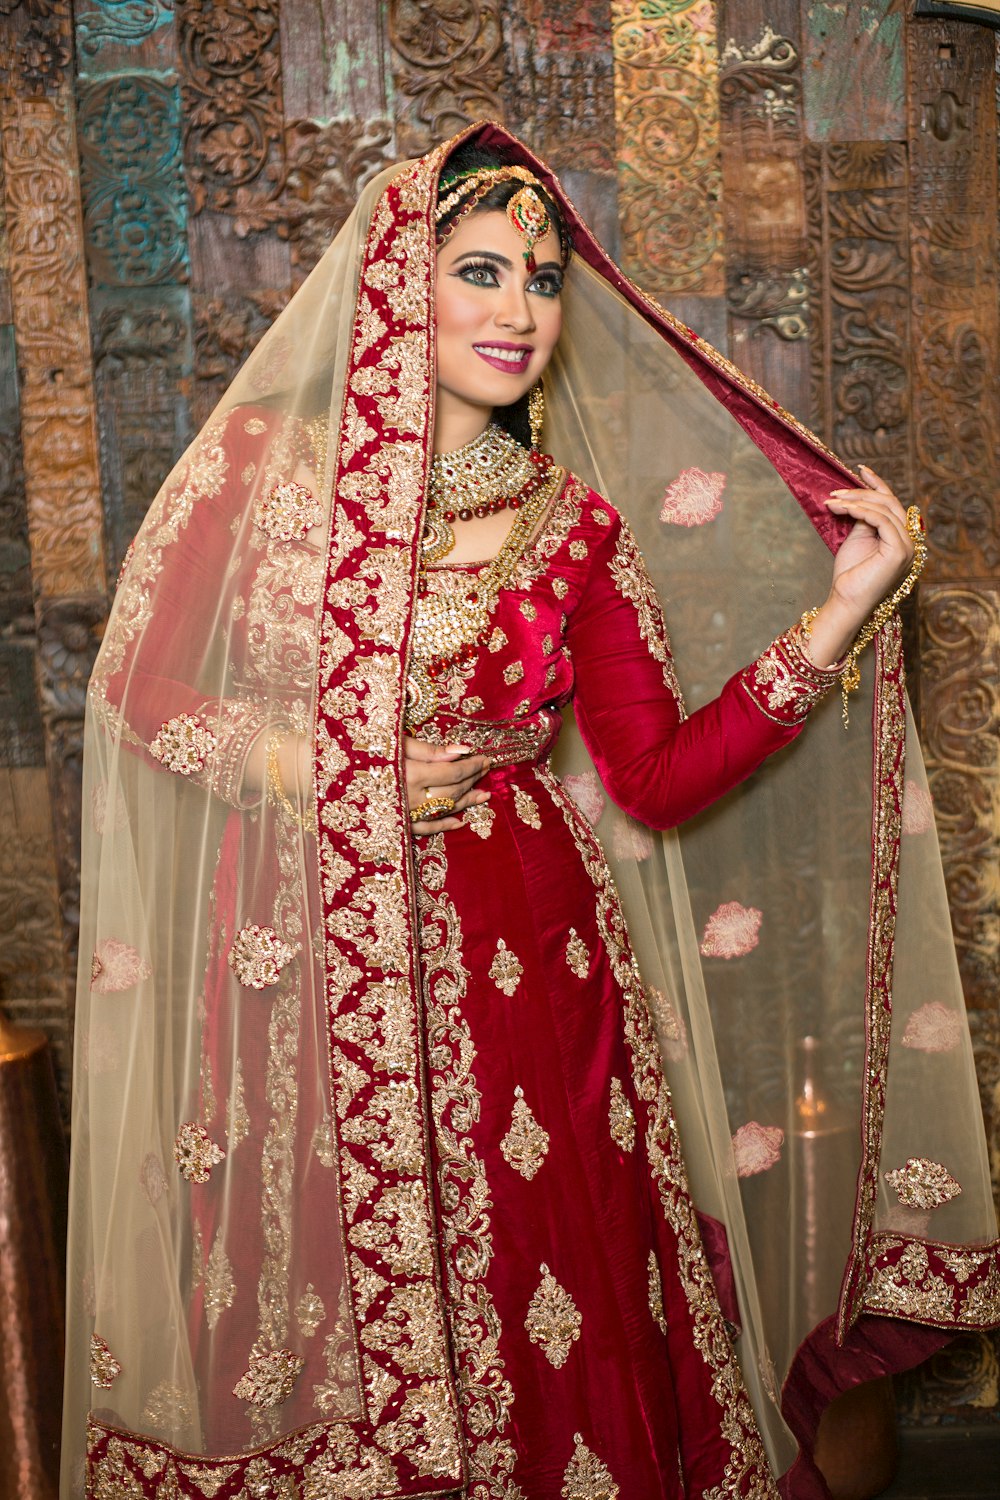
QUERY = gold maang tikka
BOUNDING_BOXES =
[436,166,554,272]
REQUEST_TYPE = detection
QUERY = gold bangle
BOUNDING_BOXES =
[410,795,456,824]
[839,504,927,727]
[266,732,317,834]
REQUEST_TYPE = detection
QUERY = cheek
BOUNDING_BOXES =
[434,279,482,342]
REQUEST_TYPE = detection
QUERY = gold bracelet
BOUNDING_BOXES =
[266,732,317,834]
[799,505,927,726]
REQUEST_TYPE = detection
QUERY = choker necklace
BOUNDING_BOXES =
[423,424,547,564]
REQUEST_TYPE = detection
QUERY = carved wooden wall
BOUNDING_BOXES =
[0,0,996,1430]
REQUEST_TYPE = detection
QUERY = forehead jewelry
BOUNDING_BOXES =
[436,166,554,272]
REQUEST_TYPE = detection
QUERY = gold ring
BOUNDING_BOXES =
[410,795,456,823]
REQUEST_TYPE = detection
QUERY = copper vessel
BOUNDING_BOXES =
[0,1010,68,1500]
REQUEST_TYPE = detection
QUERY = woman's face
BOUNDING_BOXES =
[434,208,564,438]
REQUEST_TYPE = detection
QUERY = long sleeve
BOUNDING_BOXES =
[567,513,839,830]
[92,408,283,807]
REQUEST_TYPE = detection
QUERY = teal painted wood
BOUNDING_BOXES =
[74,0,175,74]
[77,70,189,288]
[802,1,906,142]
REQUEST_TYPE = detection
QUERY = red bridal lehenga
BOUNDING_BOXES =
[66,125,1000,1500]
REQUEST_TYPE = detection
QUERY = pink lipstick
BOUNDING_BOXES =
[473,342,533,375]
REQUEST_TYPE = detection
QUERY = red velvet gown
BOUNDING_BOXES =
[410,471,831,1498]
[94,421,834,1497]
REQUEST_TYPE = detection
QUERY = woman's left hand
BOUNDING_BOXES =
[804,466,916,669]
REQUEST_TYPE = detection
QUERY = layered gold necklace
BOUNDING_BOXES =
[406,426,564,729]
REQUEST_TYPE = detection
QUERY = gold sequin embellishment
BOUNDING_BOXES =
[228,923,296,989]
[884,1157,962,1211]
[647,1251,667,1335]
[608,1078,636,1153]
[561,1433,619,1500]
[149,713,217,776]
[174,1122,226,1183]
[525,1263,582,1368]
[514,786,541,829]
[565,928,589,979]
[254,479,323,542]
[489,939,524,997]
[90,1334,122,1388]
[500,1086,550,1181]
[233,1340,305,1407]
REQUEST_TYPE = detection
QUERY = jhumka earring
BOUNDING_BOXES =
[528,382,544,450]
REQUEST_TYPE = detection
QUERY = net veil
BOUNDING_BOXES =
[64,124,999,1495]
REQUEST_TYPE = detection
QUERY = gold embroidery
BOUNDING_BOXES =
[553,575,569,599]
[561,1434,619,1500]
[861,1234,1000,1326]
[569,539,588,560]
[503,660,525,685]
[233,1341,305,1408]
[525,1264,582,1368]
[608,1079,636,1153]
[149,713,217,776]
[565,928,589,979]
[244,417,266,434]
[488,626,508,652]
[174,1122,225,1183]
[295,1284,326,1338]
[514,698,531,717]
[462,695,485,714]
[226,1058,250,1148]
[500,1086,550,1181]
[537,764,778,1493]
[513,785,541,829]
[884,1157,962,1211]
[464,803,495,839]
[519,599,537,621]
[242,461,256,484]
[608,523,684,711]
[204,1229,236,1330]
[311,1117,336,1167]
[227,924,296,989]
[90,1334,121,1388]
[542,633,553,655]
[201,1055,217,1122]
[415,837,519,1491]
[647,1251,667,1336]
[254,480,323,542]
[489,939,524,997]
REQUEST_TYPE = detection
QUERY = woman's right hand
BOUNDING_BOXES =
[405,737,492,835]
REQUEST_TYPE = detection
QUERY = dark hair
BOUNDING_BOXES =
[437,143,570,448]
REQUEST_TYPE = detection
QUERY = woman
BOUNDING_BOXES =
[65,124,999,1499]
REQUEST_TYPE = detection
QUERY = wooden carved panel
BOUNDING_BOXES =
[192,287,288,426]
[283,117,394,284]
[503,0,616,173]
[76,71,188,288]
[612,0,725,297]
[387,0,506,156]
[805,143,912,503]
[91,290,194,580]
[801,0,907,141]
[0,93,106,598]
[0,325,32,629]
[717,4,811,420]
[907,18,999,580]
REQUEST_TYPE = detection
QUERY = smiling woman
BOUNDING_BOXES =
[64,122,998,1500]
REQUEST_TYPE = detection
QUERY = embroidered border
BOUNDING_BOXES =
[536,764,778,1499]
[836,620,905,1339]
[860,1234,1000,1327]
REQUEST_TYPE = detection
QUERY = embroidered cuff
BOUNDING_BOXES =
[738,626,842,726]
[205,700,272,809]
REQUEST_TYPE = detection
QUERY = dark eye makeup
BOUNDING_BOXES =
[454,256,563,297]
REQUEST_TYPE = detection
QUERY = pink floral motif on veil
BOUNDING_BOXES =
[699,901,762,959]
[901,1002,963,1054]
[732,1122,784,1177]
[90,939,152,994]
[612,814,654,860]
[563,770,606,828]
[659,467,727,527]
[901,779,935,835]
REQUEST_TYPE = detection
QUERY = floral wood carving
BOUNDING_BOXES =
[501,0,615,173]
[176,0,288,237]
[612,0,724,296]
[284,117,394,282]
[77,73,188,288]
[0,94,105,597]
[907,20,999,581]
[192,287,287,425]
[387,0,505,155]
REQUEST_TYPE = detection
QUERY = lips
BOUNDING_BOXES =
[473,343,533,375]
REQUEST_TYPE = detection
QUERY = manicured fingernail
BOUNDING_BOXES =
[446,744,472,755]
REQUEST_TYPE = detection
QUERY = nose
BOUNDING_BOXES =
[495,277,536,335]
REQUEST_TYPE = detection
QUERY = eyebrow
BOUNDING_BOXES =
[449,249,563,273]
